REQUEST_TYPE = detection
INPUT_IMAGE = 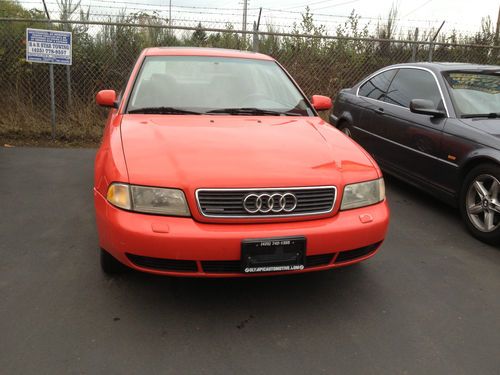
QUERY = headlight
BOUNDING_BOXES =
[131,185,190,216]
[106,183,190,217]
[341,178,385,210]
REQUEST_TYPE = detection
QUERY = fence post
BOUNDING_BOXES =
[49,64,56,140]
[411,27,419,62]
[65,24,72,107]
[252,22,258,52]
[252,7,262,52]
[429,21,445,62]
[41,0,56,140]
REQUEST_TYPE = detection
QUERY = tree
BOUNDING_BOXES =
[376,4,398,58]
[191,22,207,46]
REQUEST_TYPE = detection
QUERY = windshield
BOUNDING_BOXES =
[126,55,313,116]
[444,71,500,117]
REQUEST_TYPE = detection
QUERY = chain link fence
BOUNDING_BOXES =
[1,18,499,143]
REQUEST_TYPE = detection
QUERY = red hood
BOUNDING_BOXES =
[120,115,379,189]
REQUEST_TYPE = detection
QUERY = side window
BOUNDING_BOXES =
[358,69,397,100]
[385,69,442,109]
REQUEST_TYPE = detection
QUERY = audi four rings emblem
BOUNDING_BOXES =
[243,192,298,214]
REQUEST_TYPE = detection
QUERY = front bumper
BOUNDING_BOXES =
[94,189,389,277]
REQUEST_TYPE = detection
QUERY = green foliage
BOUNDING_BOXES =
[0,0,35,17]
[191,22,208,46]
[284,6,327,52]
[0,1,46,102]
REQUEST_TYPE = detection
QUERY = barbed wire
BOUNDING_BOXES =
[0,0,484,35]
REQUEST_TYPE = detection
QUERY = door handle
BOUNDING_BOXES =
[374,108,384,115]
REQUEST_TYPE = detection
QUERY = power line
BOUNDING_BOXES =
[307,0,360,12]
[402,0,433,18]
[259,6,476,26]
[284,0,352,10]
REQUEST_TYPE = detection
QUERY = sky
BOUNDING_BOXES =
[26,0,500,37]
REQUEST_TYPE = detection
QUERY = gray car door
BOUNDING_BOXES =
[373,68,449,190]
[353,69,398,155]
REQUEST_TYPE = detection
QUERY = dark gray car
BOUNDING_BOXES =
[330,62,500,244]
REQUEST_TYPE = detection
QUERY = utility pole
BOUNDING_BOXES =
[242,0,248,40]
[494,5,500,46]
[169,0,172,37]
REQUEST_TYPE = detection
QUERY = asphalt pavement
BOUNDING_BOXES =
[1,147,499,374]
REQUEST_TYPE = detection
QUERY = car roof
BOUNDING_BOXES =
[143,47,274,61]
[384,62,500,73]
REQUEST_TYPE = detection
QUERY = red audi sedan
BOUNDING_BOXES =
[94,47,389,277]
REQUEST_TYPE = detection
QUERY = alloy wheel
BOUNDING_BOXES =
[466,174,500,232]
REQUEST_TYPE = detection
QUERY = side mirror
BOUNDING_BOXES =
[410,99,445,118]
[311,95,332,111]
[96,90,118,108]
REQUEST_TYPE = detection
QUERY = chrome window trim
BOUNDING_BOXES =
[360,96,412,112]
[353,126,458,168]
[355,66,450,117]
[195,186,337,218]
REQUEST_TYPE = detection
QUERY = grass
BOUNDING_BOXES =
[0,96,104,147]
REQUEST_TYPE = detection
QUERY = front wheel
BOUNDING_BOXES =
[459,163,500,245]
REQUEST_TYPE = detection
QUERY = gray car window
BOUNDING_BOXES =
[358,69,397,100]
[384,68,442,109]
[444,72,500,116]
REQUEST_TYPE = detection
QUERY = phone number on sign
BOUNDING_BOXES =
[30,48,68,55]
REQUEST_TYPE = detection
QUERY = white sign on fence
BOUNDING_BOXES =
[26,28,72,65]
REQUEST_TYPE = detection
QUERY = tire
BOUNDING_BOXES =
[338,121,352,138]
[459,163,500,245]
[100,248,126,275]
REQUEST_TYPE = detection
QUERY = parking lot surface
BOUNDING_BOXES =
[1,147,499,374]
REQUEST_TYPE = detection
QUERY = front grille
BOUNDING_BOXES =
[196,186,336,218]
[305,253,335,268]
[126,253,198,272]
[334,242,381,263]
[125,242,381,274]
[201,260,240,273]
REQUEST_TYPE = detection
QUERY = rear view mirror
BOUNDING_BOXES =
[311,95,332,111]
[96,90,118,108]
[410,99,445,118]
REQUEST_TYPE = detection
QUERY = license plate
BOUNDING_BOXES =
[241,236,306,273]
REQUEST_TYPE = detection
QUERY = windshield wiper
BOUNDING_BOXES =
[205,107,302,116]
[461,113,500,119]
[128,106,202,115]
